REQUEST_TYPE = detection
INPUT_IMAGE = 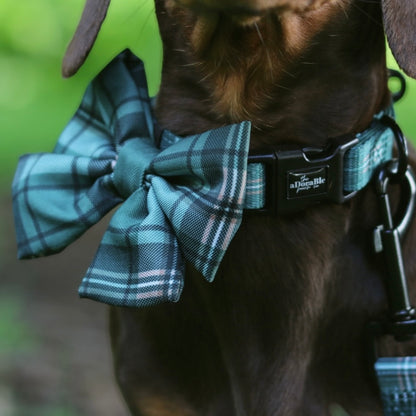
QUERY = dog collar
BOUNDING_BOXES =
[161,108,395,215]
[242,109,396,215]
[159,110,395,215]
[242,69,407,216]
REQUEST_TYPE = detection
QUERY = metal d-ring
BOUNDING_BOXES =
[380,115,408,181]
[388,69,407,103]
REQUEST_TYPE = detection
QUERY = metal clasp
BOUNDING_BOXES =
[372,115,416,331]
[366,117,416,379]
[367,163,416,377]
[373,163,416,330]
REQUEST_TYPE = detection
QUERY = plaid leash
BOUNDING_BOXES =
[12,50,251,307]
[375,357,416,416]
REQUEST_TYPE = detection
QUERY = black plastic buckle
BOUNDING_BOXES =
[248,135,359,215]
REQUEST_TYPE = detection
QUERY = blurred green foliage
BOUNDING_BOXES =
[330,403,350,416]
[0,294,38,354]
[0,0,162,190]
[0,0,415,192]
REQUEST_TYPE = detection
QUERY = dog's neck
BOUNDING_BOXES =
[154,0,390,150]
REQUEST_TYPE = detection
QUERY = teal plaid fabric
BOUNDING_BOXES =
[12,50,251,307]
[375,357,416,416]
[343,108,395,192]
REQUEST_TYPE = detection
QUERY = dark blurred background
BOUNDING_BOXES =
[0,1,415,415]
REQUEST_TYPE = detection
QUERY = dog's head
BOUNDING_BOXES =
[62,0,416,79]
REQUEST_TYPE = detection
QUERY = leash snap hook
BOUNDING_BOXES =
[373,163,416,330]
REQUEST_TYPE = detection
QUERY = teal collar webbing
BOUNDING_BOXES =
[242,109,395,214]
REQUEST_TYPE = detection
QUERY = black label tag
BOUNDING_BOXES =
[287,166,328,199]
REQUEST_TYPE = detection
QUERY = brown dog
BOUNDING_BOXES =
[62,0,416,415]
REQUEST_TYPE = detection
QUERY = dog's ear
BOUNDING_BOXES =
[382,0,416,79]
[62,0,111,78]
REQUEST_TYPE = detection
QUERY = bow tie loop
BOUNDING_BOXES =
[112,138,159,198]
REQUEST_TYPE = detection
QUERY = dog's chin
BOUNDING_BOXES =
[172,0,333,19]
[229,13,263,27]
[170,0,265,28]
[168,4,270,56]
[169,0,335,56]
[188,12,265,58]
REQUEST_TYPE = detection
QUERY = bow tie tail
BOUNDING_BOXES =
[78,186,185,307]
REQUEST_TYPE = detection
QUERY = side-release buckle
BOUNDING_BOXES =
[248,135,359,215]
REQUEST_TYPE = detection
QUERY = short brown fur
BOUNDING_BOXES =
[63,0,416,415]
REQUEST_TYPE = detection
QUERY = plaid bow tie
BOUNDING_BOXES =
[12,50,251,307]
